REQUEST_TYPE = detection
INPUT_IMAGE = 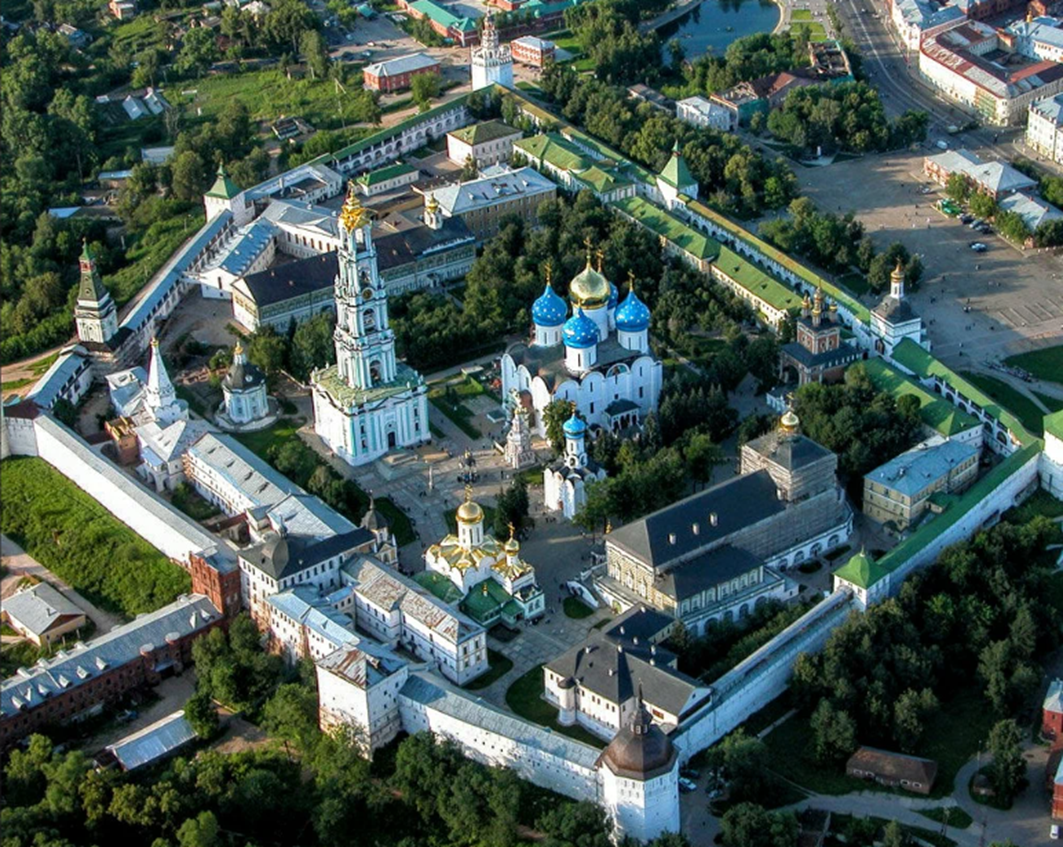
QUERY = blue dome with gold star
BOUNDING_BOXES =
[563,308,599,349]
[616,289,651,332]
[532,283,566,327]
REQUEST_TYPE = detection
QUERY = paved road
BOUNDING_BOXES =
[1,534,125,634]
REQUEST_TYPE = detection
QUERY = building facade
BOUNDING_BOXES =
[543,412,607,519]
[780,287,861,385]
[362,53,441,92]
[433,166,556,241]
[446,120,523,168]
[471,15,514,90]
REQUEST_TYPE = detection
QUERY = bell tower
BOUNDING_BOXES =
[332,182,398,391]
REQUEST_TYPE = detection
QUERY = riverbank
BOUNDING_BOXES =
[652,0,784,59]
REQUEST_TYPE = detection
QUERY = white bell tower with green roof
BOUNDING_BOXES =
[311,183,430,467]
[656,141,698,210]
[203,164,251,225]
[74,242,118,346]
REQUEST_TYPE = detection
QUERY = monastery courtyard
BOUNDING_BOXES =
[796,148,1063,368]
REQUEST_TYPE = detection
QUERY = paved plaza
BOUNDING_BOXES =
[796,149,1063,368]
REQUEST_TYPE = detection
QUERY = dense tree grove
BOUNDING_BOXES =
[766,82,927,154]
[670,31,810,98]
[793,363,922,494]
[759,198,923,291]
[538,63,798,217]
[792,512,1061,761]
[564,0,666,85]
[0,457,190,619]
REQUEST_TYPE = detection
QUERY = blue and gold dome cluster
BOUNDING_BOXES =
[532,283,567,327]
[563,308,599,349]
[615,289,651,332]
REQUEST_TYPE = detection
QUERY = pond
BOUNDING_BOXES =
[659,0,781,62]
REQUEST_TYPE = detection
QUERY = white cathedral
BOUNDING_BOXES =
[471,14,513,91]
[311,185,430,466]
[543,412,606,519]
[501,255,662,438]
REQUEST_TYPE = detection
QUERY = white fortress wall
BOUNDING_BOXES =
[15,414,217,563]
[398,672,602,803]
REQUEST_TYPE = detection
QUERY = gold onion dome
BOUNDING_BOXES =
[456,485,484,524]
[780,408,801,434]
[426,193,439,213]
[339,181,371,233]
[569,243,611,309]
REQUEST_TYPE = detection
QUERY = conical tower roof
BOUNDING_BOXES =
[206,164,240,200]
[658,141,694,190]
[77,242,109,304]
[834,547,888,590]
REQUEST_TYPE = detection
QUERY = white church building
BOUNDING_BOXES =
[471,14,513,91]
[311,185,430,466]
[543,412,607,519]
[501,258,662,438]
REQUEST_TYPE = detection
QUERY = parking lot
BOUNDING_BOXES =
[796,148,1063,367]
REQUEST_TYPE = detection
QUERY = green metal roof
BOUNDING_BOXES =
[834,549,887,590]
[460,578,512,623]
[574,165,630,194]
[449,120,521,145]
[514,133,596,172]
[206,164,240,200]
[1045,409,1063,441]
[326,94,472,165]
[686,199,871,325]
[889,339,1036,446]
[658,141,694,190]
[358,162,416,186]
[611,196,720,261]
[410,0,476,30]
[863,358,980,438]
[712,244,802,312]
[414,571,464,604]
[77,242,108,303]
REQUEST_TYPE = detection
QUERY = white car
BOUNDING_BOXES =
[1051,824,1059,840]
[678,777,697,793]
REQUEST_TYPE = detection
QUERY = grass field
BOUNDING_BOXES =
[176,69,370,132]
[1004,344,1063,385]
[791,8,813,20]
[463,648,514,691]
[0,457,191,619]
[961,371,1047,435]
[1033,390,1063,412]
[105,209,205,307]
[837,271,870,296]
[504,664,605,748]
[763,686,993,797]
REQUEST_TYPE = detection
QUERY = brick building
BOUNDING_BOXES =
[0,594,222,748]
[1045,679,1063,746]
[510,35,555,67]
[362,53,441,93]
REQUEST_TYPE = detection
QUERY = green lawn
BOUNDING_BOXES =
[504,664,605,748]
[175,69,372,132]
[1033,390,1063,413]
[563,597,594,619]
[1004,345,1063,385]
[837,272,870,296]
[917,807,973,830]
[463,648,515,691]
[790,8,813,20]
[0,457,190,620]
[960,371,1047,435]
[763,687,993,798]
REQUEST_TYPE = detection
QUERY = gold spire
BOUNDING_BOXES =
[456,483,484,525]
[426,193,439,213]
[544,261,552,288]
[339,181,371,233]
[627,269,636,293]
[891,258,905,281]
[596,248,604,274]
[233,341,243,356]
[583,236,593,267]
[504,521,520,554]
[779,392,800,436]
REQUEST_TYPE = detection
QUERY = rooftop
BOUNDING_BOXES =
[448,120,521,146]
[847,746,938,787]
[433,167,556,216]
[712,244,803,312]
[513,133,597,172]
[359,162,417,186]
[237,251,338,307]
[866,437,979,497]
[862,358,981,437]
[364,52,440,78]
[927,149,1037,194]
[106,710,197,770]
[312,361,424,409]
[2,582,86,637]
[611,196,720,261]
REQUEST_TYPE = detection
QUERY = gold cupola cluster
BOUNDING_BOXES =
[568,238,611,310]
[339,181,372,233]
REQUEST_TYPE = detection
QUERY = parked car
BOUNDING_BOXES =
[970,242,988,252]
[116,709,138,724]
[1051,824,1060,840]
[678,777,697,793]
[977,224,993,234]
[680,768,700,781]
[960,213,974,223]
[936,140,949,150]
[969,219,984,229]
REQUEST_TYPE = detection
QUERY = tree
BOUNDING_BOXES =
[246,326,288,378]
[685,432,723,490]
[410,71,442,112]
[460,153,479,181]
[262,683,320,758]
[494,477,530,538]
[573,477,611,534]
[945,172,969,203]
[986,719,1026,802]
[265,0,317,53]
[177,811,219,847]
[289,311,336,381]
[184,690,219,739]
[810,700,857,764]
[51,397,78,429]
[176,28,219,77]
[299,29,329,80]
[543,399,577,452]
[171,151,208,202]
[969,191,996,220]
[1035,218,1063,247]
[721,803,799,847]
[882,821,911,847]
